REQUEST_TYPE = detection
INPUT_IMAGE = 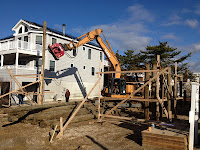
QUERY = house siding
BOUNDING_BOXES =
[0,19,104,103]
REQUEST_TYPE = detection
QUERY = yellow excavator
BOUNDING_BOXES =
[48,29,133,98]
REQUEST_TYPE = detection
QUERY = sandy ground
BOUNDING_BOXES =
[0,100,197,150]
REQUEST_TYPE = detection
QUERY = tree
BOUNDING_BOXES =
[140,41,193,75]
[117,41,195,81]
[116,50,145,70]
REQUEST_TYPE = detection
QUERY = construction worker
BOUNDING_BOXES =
[65,89,70,102]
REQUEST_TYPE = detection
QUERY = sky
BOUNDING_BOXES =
[1,0,200,72]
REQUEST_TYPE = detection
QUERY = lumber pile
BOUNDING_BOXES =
[142,128,188,150]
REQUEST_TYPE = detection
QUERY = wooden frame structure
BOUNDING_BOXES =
[0,67,54,107]
[55,55,184,139]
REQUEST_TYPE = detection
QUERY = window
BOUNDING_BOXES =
[83,47,85,51]
[19,27,22,34]
[100,52,102,61]
[25,26,28,32]
[92,67,95,76]
[52,38,57,45]
[71,64,73,67]
[83,66,86,70]
[50,60,55,71]
[88,49,91,59]
[24,36,28,42]
[36,35,42,45]
[34,58,42,67]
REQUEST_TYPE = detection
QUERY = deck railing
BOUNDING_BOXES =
[0,40,42,54]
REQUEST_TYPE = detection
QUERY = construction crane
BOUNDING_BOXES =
[48,29,133,98]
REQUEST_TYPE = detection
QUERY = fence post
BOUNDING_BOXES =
[189,82,199,149]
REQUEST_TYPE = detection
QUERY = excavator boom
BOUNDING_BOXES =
[48,29,121,78]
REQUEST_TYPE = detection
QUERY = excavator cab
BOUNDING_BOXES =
[108,78,126,96]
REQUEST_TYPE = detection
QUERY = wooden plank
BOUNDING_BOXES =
[9,68,12,107]
[57,77,101,138]
[50,125,58,143]
[13,74,39,76]
[101,67,169,120]
[156,55,160,121]
[0,80,40,100]
[6,67,35,104]
[60,117,63,137]
[100,114,133,120]
[98,61,101,121]
[167,67,172,121]
[144,63,150,120]
[96,69,159,74]
[174,62,177,119]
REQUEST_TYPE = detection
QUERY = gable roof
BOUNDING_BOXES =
[22,20,99,47]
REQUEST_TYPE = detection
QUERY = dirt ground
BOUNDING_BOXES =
[0,100,198,150]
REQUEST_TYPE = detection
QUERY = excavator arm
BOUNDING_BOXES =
[48,29,121,78]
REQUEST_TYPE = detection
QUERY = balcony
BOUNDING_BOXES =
[0,40,43,55]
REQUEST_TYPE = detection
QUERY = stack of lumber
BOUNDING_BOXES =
[142,128,188,150]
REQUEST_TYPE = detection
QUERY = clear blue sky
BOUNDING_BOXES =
[1,0,200,72]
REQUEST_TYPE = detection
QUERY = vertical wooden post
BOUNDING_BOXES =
[152,64,157,120]
[156,55,160,121]
[60,117,63,136]
[174,62,177,119]
[57,77,101,138]
[167,67,172,121]
[98,61,102,121]
[144,64,150,120]
[184,90,187,104]
[38,21,47,105]
[9,68,12,107]
[160,74,164,118]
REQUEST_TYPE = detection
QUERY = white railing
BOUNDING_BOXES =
[1,65,39,70]
[0,40,42,55]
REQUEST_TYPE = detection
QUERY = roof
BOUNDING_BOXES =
[23,20,99,47]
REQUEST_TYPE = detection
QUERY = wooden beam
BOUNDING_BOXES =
[50,125,58,143]
[96,69,159,74]
[13,74,39,76]
[174,62,177,119]
[167,67,172,121]
[152,64,157,120]
[38,21,47,105]
[100,114,133,120]
[6,67,35,105]
[144,63,150,120]
[0,80,40,99]
[98,61,102,121]
[57,77,101,138]
[9,68,12,107]
[100,67,169,121]
[60,117,63,136]
[156,55,160,121]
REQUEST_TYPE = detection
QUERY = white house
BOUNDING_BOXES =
[0,19,104,103]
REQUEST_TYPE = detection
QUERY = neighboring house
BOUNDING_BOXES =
[0,19,104,103]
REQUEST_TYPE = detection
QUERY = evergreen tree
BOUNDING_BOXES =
[116,41,195,80]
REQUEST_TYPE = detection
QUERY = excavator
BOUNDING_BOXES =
[48,29,133,98]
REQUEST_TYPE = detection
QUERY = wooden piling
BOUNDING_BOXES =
[38,21,47,105]
[152,64,157,120]
[144,64,150,120]
[156,55,160,121]
[167,67,172,121]
[60,117,63,136]
[174,62,177,119]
